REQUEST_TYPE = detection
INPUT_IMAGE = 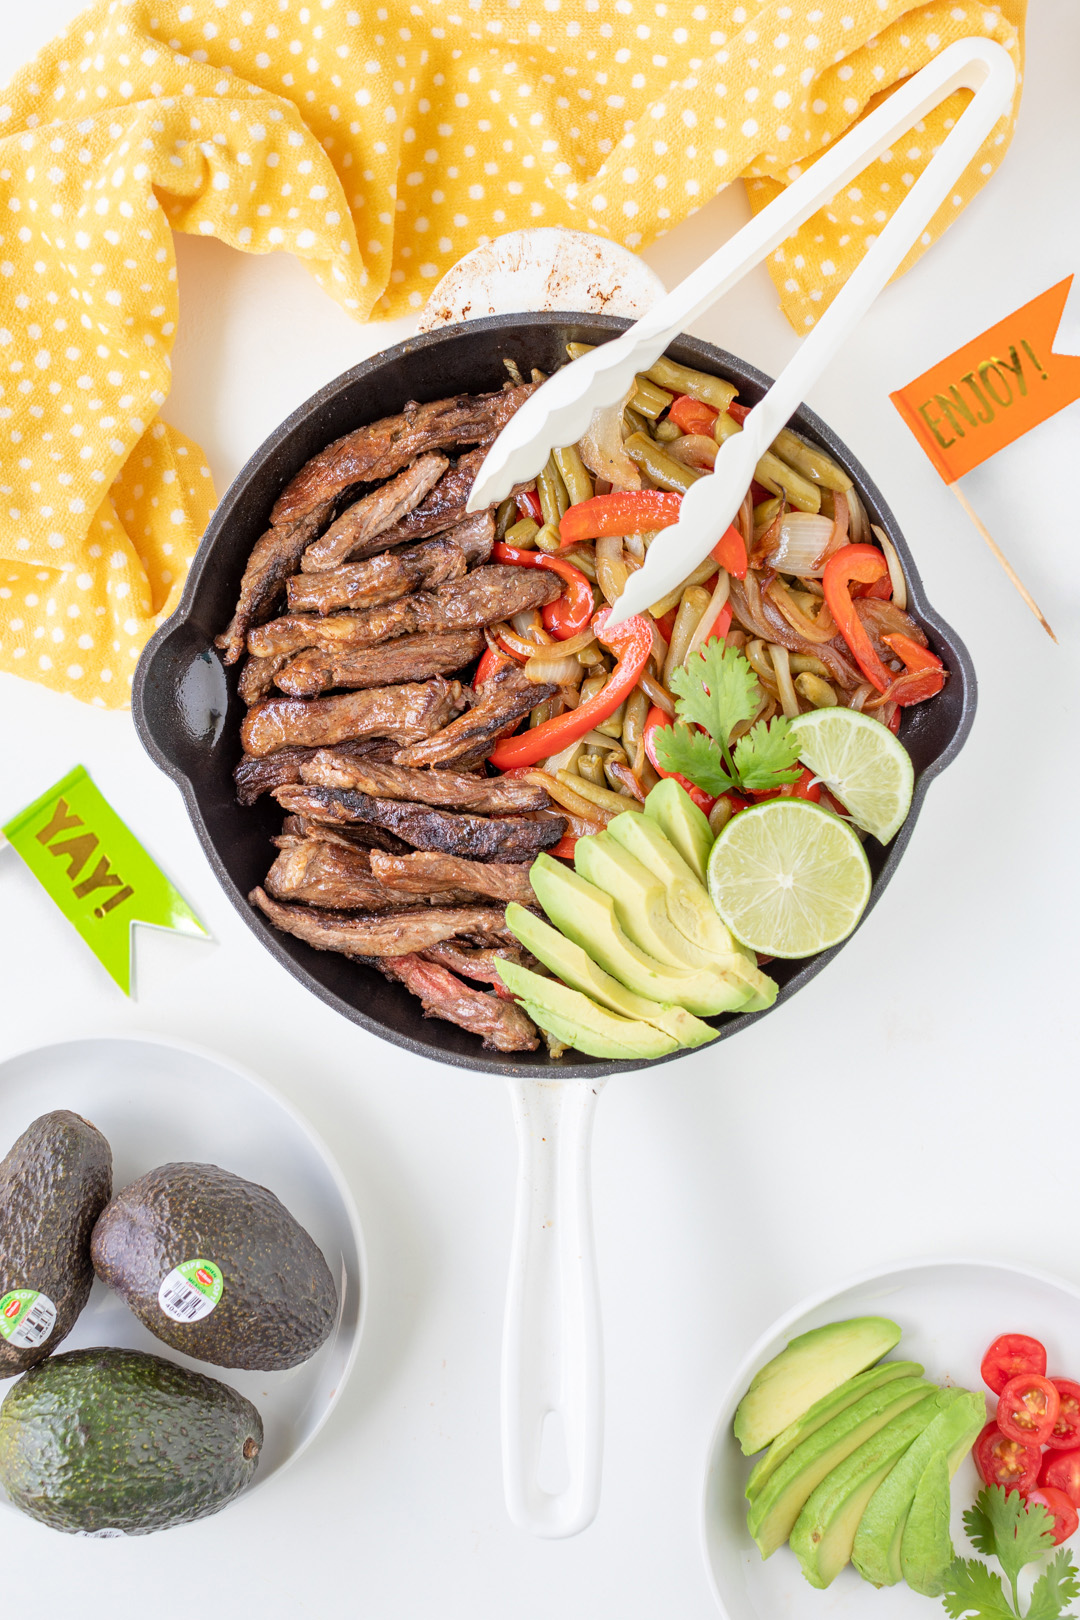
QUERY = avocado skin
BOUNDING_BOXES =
[92,1163,338,1371]
[0,1110,112,1374]
[0,1346,262,1535]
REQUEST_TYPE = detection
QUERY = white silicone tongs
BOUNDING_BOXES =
[467,37,1017,625]
[493,37,1016,1547]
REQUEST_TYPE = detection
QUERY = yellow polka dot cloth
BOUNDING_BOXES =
[0,0,1023,708]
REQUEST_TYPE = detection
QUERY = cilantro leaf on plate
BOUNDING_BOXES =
[731,719,803,792]
[1027,1549,1080,1620]
[669,640,759,748]
[941,1556,1017,1620]
[981,1487,1058,1597]
[652,724,738,797]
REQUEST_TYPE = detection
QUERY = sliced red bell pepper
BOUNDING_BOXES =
[710,524,748,581]
[641,705,717,815]
[558,489,682,546]
[654,607,678,644]
[516,489,543,524]
[727,401,750,425]
[876,632,947,707]
[492,541,594,640]
[475,645,513,686]
[488,607,653,771]
[821,544,894,693]
[667,393,719,436]
[752,767,822,805]
[549,834,579,860]
[852,573,893,601]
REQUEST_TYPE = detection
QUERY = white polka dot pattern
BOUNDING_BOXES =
[0,0,1023,706]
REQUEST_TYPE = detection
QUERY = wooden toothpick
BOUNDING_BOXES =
[947,482,1058,644]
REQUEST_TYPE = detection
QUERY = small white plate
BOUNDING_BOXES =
[0,1036,365,1517]
[701,1258,1080,1619]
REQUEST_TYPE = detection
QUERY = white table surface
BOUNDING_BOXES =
[1,4,1078,1614]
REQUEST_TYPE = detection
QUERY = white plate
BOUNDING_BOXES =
[701,1258,1080,1619]
[0,1036,365,1517]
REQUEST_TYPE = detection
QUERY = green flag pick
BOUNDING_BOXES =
[2,765,207,994]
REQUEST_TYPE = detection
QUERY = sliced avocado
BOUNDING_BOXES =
[900,1450,956,1597]
[529,854,747,1017]
[746,1360,924,1503]
[852,1388,985,1587]
[790,1388,950,1588]
[503,904,716,1049]
[574,831,744,983]
[605,811,738,955]
[644,777,713,885]
[735,1315,902,1456]
[747,1376,934,1558]
[496,959,678,1060]
[0,1346,262,1534]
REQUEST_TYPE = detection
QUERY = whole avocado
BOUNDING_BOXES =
[0,1346,262,1535]
[0,1110,112,1374]
[91,1162,338,1370]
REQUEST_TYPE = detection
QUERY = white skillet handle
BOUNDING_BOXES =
[467,36,1016,515]
[502,1077,606,1538]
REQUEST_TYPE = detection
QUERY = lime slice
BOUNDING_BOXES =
[789,708,914,844]
[706,799,871,959]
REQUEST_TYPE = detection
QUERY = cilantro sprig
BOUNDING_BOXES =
[942,1487,1079,1620]
[652,640,802,797]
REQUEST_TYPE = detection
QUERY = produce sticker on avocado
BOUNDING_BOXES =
[0,1289,56,1349]
[2,765,207,995]
[158,1260,224,1324]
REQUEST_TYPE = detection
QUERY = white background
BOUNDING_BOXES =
[1,3,1078,1615]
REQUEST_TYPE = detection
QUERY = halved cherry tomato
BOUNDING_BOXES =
[973,1421,1042,1494]
[998,1372,1061,1447]
[981,1334,1048,1396]
[1041,1450,1080,1508]
[1026,1486,1080,1546]
[1047,1379,1080,1450]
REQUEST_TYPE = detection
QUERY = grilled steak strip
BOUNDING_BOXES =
[272,384,536,530]
[290,534,462,616]
[216,502,334,665]
[375,444,490,547]
[250,887,514,957]
[240,677,462,758]
[273,785,566,862]
[394,663,552,771]
[264,839,424,911]
[279,815,411,853]
[369,849,536,905]
[274,628,485,700]
[300,452,449,574]
[300,753,551,813]
[234,739,399,806]
[249,566,561,661]
[238,649,293,706]
[287,513,495,616]
[375,952,539,1052]
[419,940,531,987]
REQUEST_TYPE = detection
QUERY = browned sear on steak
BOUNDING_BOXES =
[216,501,333,665]
[249,566,560,662]
[394,662,552,771]
[274,627,486,699]
[234,737,400,806]
[375,444,489,547]
[273,784,565,863]
[299,752,551,813]
[300,451,449,574]
[250,886,516,958]
[271,384,535,530]
[241,676,462,758]
[286,517,492,616]
[369,850,536,905]
[376,952,539,1052]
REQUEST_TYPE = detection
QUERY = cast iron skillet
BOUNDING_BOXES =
[133,312,976,1077]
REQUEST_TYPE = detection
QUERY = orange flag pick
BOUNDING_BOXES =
[890,278,1080,642]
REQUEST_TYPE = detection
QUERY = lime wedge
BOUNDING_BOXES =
[706,800,871,959]
[789,708,914,844]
